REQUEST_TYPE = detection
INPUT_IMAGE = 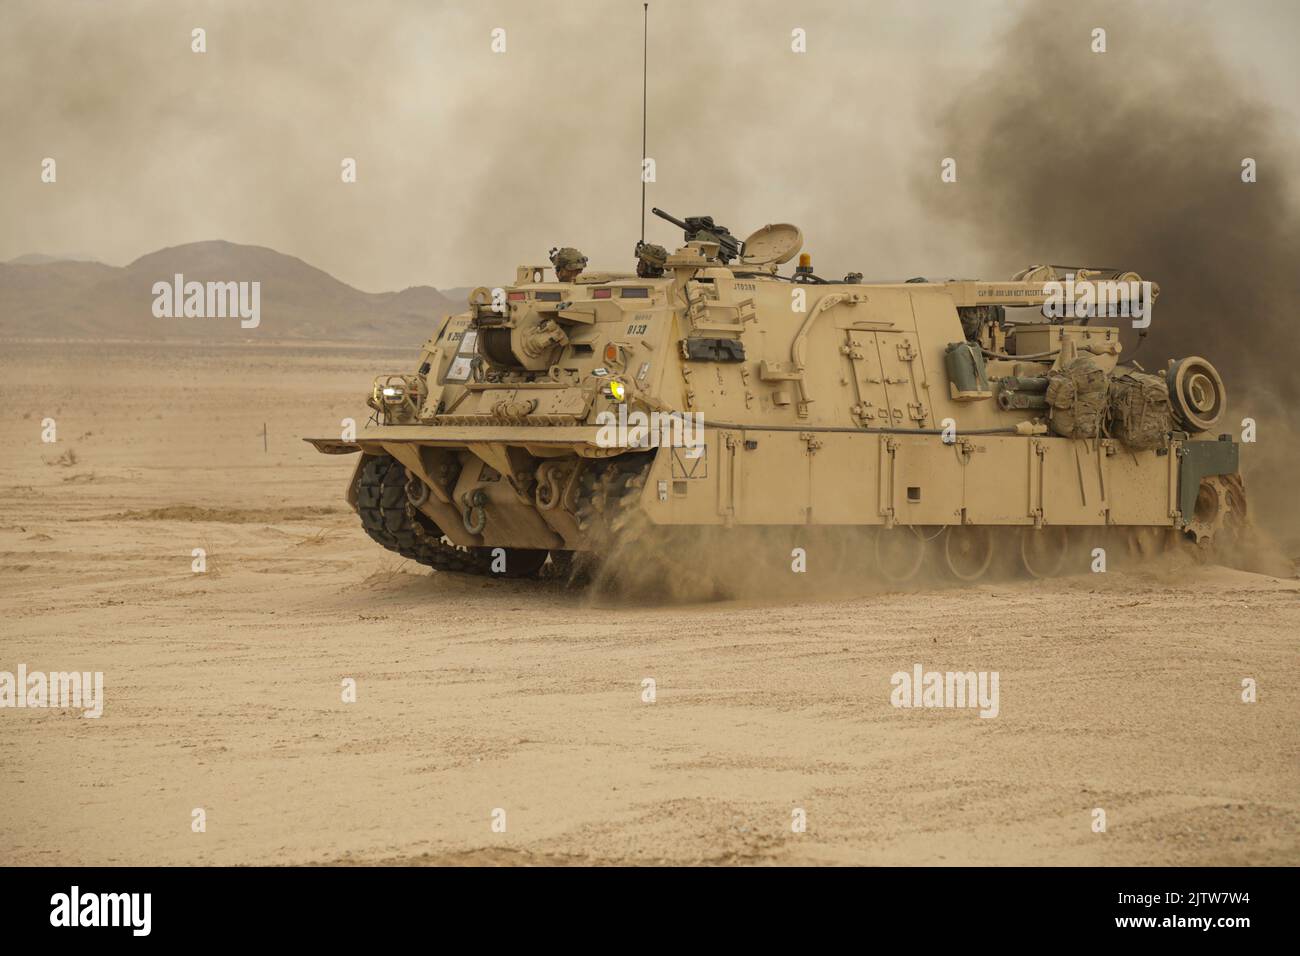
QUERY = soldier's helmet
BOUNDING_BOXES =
[635,242,669,270]
[549,247,588,273]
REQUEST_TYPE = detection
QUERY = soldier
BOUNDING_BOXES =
[634,241,668,278]
[549,246,587,282]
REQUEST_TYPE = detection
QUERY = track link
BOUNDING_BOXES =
[356,454,496,575]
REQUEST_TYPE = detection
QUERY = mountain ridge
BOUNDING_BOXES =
[0,241,461,345]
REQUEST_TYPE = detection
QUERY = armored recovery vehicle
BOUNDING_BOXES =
[307,210,1245,585]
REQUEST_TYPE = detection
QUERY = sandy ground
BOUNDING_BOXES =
[0,340,1296,866]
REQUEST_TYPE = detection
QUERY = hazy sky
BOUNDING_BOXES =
[3,0,1298,291]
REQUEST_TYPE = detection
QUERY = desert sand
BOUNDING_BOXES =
[1,340,1296,865]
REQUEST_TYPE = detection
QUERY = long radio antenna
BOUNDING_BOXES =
[640,2,649,245]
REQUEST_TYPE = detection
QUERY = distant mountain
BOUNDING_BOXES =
[0,241,459,344]
[439,287,476,308]
[6,253,104,265]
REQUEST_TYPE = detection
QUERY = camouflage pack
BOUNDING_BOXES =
[1046,356,1108,438]
[1108,370,1174,450]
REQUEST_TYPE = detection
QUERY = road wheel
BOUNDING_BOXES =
[875,526,927,584]
[1019,525,1070,578]
[942,525,994,582]
[1128,525,1173,559]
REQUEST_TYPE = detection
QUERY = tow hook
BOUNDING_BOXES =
[461,489,488,535]
[405,474,431,508]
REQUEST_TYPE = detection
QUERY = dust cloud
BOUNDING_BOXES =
[914,0,1300,546]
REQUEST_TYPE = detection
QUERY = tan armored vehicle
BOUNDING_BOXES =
[308,209,1245,584]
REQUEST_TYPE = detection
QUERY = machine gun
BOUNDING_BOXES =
[652,207,745,264]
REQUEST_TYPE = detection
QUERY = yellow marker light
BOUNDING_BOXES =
[608,380,627,402]
[798,252,812,269]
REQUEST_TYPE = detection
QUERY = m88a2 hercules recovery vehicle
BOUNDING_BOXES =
[307,209,1245,585]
